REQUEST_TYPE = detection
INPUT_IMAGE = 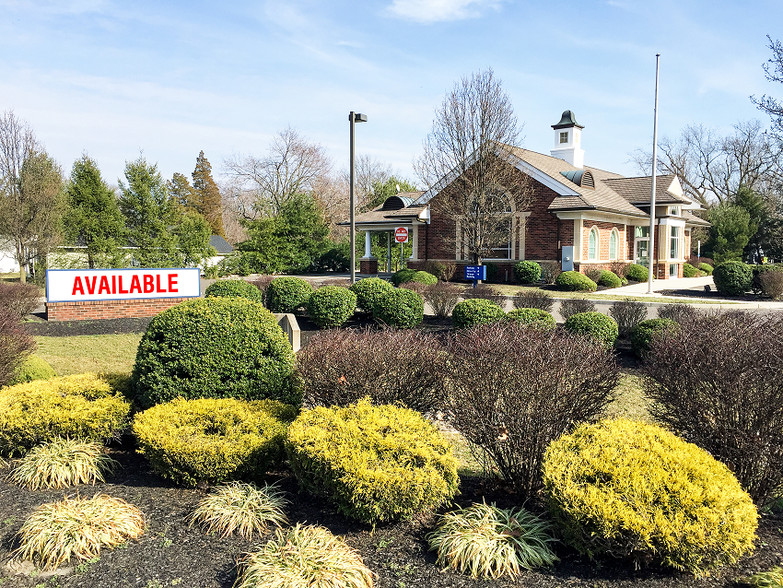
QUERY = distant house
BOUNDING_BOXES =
[351,110,708,280]
[0,239,19,274]
[207,235,234,269]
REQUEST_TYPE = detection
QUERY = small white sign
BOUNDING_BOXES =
[46,268,201,303]
[394,227,409,243]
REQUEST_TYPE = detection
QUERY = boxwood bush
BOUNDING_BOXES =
[391,268,417,286]
[286,399,459,524]
[133,398,297,487]
[682,262,700,277]
[505,308,556,330]
[266,277,314,312]
[630,318,679,358]
[410,270,437,285]
[305,286,356,329]
[349,277,393,313]
[0,374,130,456]
[452,298,505,328]
[699,262,714,275]
[513,261,541,284]
[10,354,56,385]
[204,279,264,302]
[625,263,648,282]
[597,270,622,288]
[712,261,753,296]
[543,418,758,576]
[555,271,597,292]
[372,288,424,328]
[563,312,618,350]
[131,297,297,409]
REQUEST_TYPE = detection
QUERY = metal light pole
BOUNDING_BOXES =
[349,111,367,284]
[647,54,661,294]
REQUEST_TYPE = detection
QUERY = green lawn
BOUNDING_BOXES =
[34,334,142,376]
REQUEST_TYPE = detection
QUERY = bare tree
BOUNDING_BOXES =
[753,35,783,135]
[415,68,531,265]
[0,112,64,282]
[224,127,332,219]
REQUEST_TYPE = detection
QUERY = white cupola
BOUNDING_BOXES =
[551,110,585,168]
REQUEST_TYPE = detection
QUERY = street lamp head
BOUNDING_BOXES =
[350,112,368,123]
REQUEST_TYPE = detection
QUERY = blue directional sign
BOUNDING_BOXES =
[464,265,487,281]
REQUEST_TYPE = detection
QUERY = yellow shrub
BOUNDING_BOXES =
[0,374,130,456]
[286,399,459,524]
[133,398,297,487]
[543,418,758,576]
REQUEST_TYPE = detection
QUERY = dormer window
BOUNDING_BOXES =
[559,131,569,144]
[668,206,679,216]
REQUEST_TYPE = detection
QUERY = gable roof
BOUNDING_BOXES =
[209,235,234,254]
[602,175,692,206]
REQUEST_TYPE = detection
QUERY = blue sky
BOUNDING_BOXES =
[1,0,780,188]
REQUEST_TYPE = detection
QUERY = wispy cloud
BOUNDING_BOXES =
[385,0,505,23]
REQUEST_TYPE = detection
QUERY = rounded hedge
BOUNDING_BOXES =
[286,399,459,524]
[10,354,56,385]
[625,263,648,282]
[555,271,597,292]
[514,261,542,284]
[372,288,424,328]
[0,374,130,456]
[349,277,393,313]
[131,297,297,409]
[563,312,618,350]
[204,279,264,303]
[410,270,438,285]
[713,261,753,296]
[266,277,314,312]
[699,262,714,275]
[543,418,758,576]
[133,398,297,487]
[391,268,417,286]
[452,298,505,328]
[682,263,700,278]
[597,270,622,289]
[505,308,556,330]
[630,318,679,358]
[306,286,356,329]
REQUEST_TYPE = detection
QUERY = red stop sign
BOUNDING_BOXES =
[394,227,409,243]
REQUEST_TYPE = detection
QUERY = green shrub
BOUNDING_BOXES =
[133,398,297,487]
[349,277,393,313]
[0,374,130,456]
[555,271,597,292]
[204,279,264,302]
[452,298,505,328]
[410,270,437,285]
[630,318,679,358]
[563,312,618,350]
[372,287,424,328]
[506,308,556,330]
[513,261,542,284]
[266,277,314,312]
[427,502,557,579]
[699,262,714,275]
[713,261,753,296]
[682,262,700,277]
[625,263,648,282]
[543,418,758,576]
[131,297,297,409]
[286,399,459,524]
[10,353,56,385]
[391,268,417,286]
[306,286,356,329]
[597,270,622,288]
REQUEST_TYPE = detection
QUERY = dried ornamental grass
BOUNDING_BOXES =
[15,494,145,570]
[189,481,288,539]
[737,567,783,587]
[235,524,374,588]
[8,438,118,490]
[427,502,557,579]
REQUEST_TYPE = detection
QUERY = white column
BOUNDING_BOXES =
[364,231,373,258]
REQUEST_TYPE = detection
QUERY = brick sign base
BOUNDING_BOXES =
[46,298,191,321]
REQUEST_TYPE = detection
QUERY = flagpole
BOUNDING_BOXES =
[647,54,661,294]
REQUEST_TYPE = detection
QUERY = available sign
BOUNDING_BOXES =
[394,227,409,243]
[46,268,201,303]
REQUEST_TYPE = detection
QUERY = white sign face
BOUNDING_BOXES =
[46,268,201,303]
[394,227,409,243]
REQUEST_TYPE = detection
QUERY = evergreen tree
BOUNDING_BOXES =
[168,172,198,210]
[362,176,419,212]
[172,209,215,268]
[707,204,754,263]
[64,155,125,268]
[192,151,224,237]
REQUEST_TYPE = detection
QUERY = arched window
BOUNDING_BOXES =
[609,228,619,260]
[588,227,599,260]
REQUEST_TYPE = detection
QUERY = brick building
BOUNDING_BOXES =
[352,111,709,280]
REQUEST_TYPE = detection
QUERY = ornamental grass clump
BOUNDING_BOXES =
[543,418,758,576]
[205,279,264,302]
[235,524,374,588]
[15,494,145,570]
[295,328,447,413]
[189,481,288,539]
[286,399,459,524]
[9,438,118,490]
[133,398,297,487]
[445,323,618,498]
[427,502,558,579]
[452,298,505,328]
[306,286,356,328]
[0,374,130,456]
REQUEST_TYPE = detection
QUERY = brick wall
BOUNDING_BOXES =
[46,298,191,321]
[581,221,628,262]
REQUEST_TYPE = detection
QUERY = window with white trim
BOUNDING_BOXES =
[609,228,619,260]
[588,227,599,260]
